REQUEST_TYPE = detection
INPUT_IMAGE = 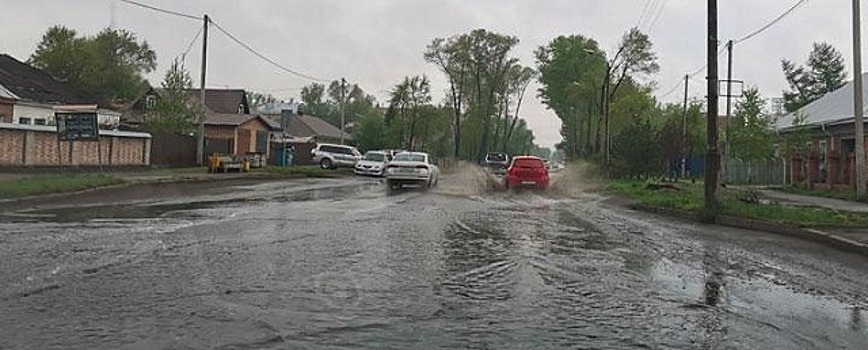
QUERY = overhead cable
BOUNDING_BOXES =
[734,0,812,44]
[209,20,331,83]
[118,0,200,21]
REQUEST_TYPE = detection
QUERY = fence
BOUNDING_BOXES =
[725,158,785,186]
[149,130,197,167]
[0,123,150,168]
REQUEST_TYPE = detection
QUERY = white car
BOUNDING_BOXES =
[354,150,391,177]
[385,152,440,191]
[311,143,362,169]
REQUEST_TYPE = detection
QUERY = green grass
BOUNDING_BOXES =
[606,179,868,228]
[0,175,126,199]
[256,166,347,178]
[778,184,859,202]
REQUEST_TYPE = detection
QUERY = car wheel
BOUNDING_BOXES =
[320,158,333,169]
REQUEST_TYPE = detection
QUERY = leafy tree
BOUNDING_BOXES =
[782,42,847,112]
[247,91,279,111]
[729,88,777,161]
[425,29,526,161]
[300,83,333,118]
[611,117,661,178]
[535,35,605,160]
[354,114,388,151]
[29,25,157,106]
[387,76,434,150]
[146,59,200,133]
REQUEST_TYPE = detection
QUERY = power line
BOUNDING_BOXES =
[659,79,683,100]
[734,0,812,44]
[179,25,204,61]
[646,0,668,32]
[117,0,199,21]
[637,0,655,29]
[209,20,331,83]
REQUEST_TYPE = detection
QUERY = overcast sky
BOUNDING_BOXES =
[0,0,860,147]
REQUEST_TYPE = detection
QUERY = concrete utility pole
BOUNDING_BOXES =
[340,78,347,145]
[196,14,209,166]
[682,74,689,178]
[853,0,867,200]
[723,40,734,186]
[704,0,721,222]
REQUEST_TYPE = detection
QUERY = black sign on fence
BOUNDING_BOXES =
[56,112,99,141]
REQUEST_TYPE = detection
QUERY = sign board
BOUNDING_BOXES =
[56,112,99,141]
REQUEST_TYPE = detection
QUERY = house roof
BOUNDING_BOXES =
[776,72,868,130]
[204,113,279,130]
[0,54,96,105]
[189,89,249,114]
[263,113,352,140]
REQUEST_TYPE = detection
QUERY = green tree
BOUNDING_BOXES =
[729,88,777,161]
[425,29,523,161]
[354,114,388,151]
[146,59,200,133]
[29,26,157,105]
[612,117,661,178]
[246,91,278,112]
[300,83,333,118]
[782,42,847,112]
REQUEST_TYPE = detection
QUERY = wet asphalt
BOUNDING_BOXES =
[0,171,867,349]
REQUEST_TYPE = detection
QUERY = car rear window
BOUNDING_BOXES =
[394,154,426,162]
[364,153,386,161]
[513,158,543,168]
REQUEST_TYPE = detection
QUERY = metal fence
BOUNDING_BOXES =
[725,158,785,186]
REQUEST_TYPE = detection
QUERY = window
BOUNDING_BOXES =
[18,117,31,125]
[34,119,46,126]
[146,95,156,109]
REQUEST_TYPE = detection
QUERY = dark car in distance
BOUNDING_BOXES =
[484,152,510,174]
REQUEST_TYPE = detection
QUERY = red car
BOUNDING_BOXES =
[504,156,550,190]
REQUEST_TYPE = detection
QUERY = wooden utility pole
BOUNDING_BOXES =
[853,0,867,200]
[704,0,720,222]
[196,15,209,166]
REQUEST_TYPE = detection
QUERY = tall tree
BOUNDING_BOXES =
[782,42,847,112]
[300,83,332,118]
[246,91,279,112]
[147,59,200,133]
[425,35,471,158]
[29,26,157,106]
[729,88,777,161]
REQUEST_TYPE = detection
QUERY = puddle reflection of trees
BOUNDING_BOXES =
[698,242,728,349]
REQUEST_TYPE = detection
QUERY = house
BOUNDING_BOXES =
[776,72,868,190]
[262,111,352,145]
[0,54,121,127]
[204,113,279,156]
[0,54,150,168]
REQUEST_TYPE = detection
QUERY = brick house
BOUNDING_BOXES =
[776,72,868,190]
[0,54,150,168]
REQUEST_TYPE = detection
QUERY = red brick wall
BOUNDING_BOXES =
[0,101,13,123]
[0,127,150,167]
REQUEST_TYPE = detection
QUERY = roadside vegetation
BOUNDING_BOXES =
[607,179,868,228]
[0,175,126,199]
[256,166,349,178]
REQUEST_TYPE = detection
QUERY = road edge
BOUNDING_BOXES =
[618,199,868,258]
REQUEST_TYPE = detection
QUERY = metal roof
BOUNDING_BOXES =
[776,72,868,130]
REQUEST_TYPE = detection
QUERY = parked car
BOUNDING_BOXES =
[485,152,510,174]
[504,155,550,190]
[385,152,441,191]
[311,143,362,169]
[354,150,391,176]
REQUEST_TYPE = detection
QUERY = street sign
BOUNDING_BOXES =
[56,112,99,141]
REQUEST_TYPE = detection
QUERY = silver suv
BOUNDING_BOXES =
[311,143,362,169]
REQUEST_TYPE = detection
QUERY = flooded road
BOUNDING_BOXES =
[0,172,867,349]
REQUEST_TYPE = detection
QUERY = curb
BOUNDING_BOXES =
[0,171,347,204]
[625,202,868,258]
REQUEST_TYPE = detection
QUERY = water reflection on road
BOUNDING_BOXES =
[0,177,866,349]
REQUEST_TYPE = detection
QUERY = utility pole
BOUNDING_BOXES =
[603,62,611,171]
[723,40,734,186]
[340,78,347,145]
[853,0,867,200]
[682,74,689,178]
[196,14,209,166]
[704,0,721,222]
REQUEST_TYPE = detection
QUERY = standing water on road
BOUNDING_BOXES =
[0,171,866,349]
